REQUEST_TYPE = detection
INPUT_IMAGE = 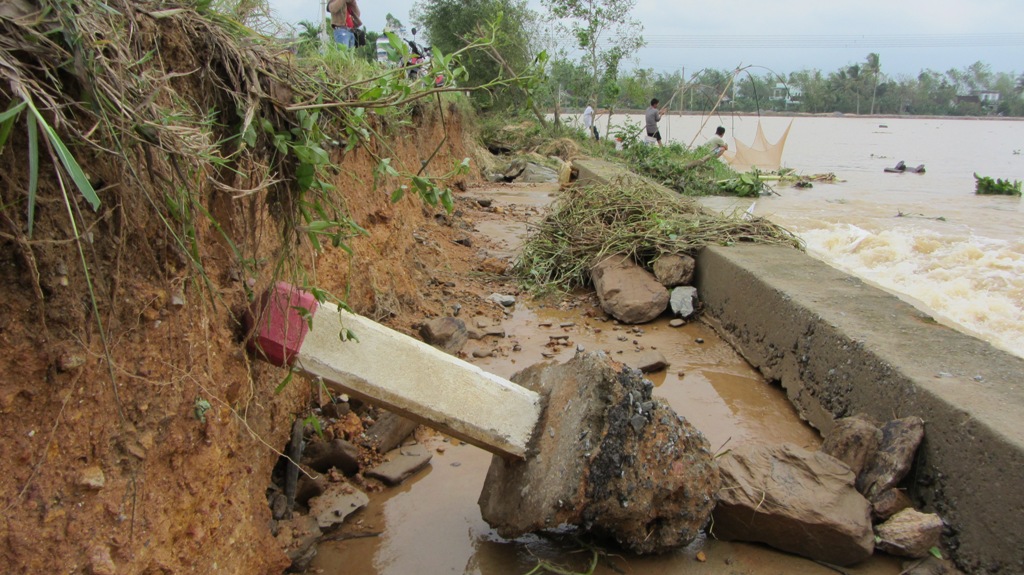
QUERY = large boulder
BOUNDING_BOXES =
[821,415,883,476]
[653,253,696,287]
[713,443,875,566]
[478,352,719,554]
[857,416,925,499]
[591,255,669,324]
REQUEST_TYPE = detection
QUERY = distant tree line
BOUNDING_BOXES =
[543,54,1024,118]
[284,0,1024,119]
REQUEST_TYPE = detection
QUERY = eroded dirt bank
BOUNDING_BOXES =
[0,85,486,573]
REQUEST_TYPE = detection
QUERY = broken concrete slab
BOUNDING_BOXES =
[712,443,874,566]
[478,352,718,554]
[247,282,541,459]
[366,443,432,486]
[875,508,944,559]
[308,481,368,529]
[591,254,669,324]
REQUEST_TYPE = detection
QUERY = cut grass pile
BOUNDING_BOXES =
[513,180,802,292]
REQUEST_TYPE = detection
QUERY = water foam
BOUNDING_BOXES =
[799,223,1024,359]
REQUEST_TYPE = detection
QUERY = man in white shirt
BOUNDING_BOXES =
[583,102,599,141]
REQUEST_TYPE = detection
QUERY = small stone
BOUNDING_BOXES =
[78,466,106,490]
[170,291,186,307]
[472,349,493,358]
[58,353,87,372]
[669,319,685,328]
[476,198,493,208]
[488,293,516,307]
[695,338,704,344]
[875,508,943,558]
[559,322,575,328]
[88,545,117,575]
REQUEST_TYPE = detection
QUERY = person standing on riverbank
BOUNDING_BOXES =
[327,0,361,48]
[583,102,600,140]
[645,98,664,146]
[708,126,728,157]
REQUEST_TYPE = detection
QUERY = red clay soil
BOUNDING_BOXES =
[0,96,513,573]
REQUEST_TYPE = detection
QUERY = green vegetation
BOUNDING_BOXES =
[413,0,539,112]
[542,0,644,104]
[974,173,1023,196]
[616,141,733,196]
[514,182,801,293]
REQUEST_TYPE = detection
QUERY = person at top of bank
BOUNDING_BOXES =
[707,126,728,157]
[583,101,600,141]
[327,0,361,48]
[645,98,666,147]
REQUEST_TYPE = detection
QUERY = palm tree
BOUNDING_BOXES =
[865,53,881,115]
[297,20,322,56]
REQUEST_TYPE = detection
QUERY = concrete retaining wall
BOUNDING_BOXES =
[573,158,1024,574]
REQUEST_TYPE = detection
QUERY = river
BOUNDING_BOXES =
[616,113,1024,359]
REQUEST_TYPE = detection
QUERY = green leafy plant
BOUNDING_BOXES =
[609,118,644,149]
[974,173,1022,196]
[717,169,768,197]
[617,141,730,196]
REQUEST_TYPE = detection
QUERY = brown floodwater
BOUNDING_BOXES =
[309,183,902,575]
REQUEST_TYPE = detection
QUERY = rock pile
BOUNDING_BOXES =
[712,414,945,567]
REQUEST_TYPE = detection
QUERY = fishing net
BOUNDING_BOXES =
[727,120,793,172]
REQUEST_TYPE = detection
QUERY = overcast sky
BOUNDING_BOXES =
[268,0,1024,78]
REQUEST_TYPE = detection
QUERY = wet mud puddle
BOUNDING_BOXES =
[310,183,901,575]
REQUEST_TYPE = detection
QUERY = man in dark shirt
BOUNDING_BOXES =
[645,98,664,147]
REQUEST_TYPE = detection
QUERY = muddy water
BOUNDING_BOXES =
[310,183,901,575]
[607,113,1024,358]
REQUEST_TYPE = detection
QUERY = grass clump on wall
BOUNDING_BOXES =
[513,180,801,292]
